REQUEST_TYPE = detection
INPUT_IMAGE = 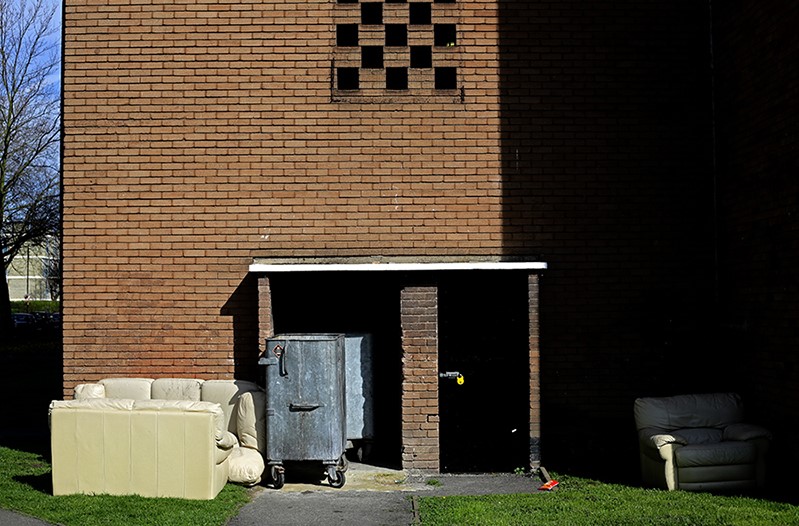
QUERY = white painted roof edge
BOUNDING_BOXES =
[249,261,547,273]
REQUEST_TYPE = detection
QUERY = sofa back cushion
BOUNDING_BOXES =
[236,390,266,453]
[152,378,204,401]
[99,378,154,400]
[74,383,106,400]
[201,380,260,435]
[634,393,744,431]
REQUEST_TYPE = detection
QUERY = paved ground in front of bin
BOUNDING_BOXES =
[0,509,54,526]
[228,462,543,526]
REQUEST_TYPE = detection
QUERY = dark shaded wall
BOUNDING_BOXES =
[713,2,799,483]
[499,1,717,480]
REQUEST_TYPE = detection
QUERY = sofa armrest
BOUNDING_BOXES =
[217,430,238,451]
[723,423,772,442]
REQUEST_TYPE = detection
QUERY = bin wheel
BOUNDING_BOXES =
[329,471,346,489]
[271,467,285,489]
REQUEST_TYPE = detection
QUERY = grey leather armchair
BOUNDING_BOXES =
[633,393,771,491]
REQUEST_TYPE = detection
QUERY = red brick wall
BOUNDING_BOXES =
[63,0,718,480]
[713,3,799,483]
[62,0,508,389]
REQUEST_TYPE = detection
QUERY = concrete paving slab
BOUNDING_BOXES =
[0,509,55,526]
[228,462,544,526]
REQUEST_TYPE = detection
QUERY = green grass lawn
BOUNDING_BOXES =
[418,474,799,526]
[5,445,799,526]
[0,446,250,526]
[10,300,60,313]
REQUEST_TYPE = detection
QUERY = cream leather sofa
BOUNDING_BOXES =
[634,393,771,492]
[50,378,266,500]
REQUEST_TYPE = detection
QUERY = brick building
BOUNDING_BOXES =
[62,0,799,480]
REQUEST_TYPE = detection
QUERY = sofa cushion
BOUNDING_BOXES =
[152,378,204,401]
[227,447,265,486]
[74,383,106,400]
[634,393,744,431]
[201,380,260,435]
[99,378,154,400]
[672,428,723,445]
[236,390,266,453]
[674,441,757,468]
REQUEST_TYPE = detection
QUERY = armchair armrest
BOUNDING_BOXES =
[723,423,772,442]
[638,427,688,449]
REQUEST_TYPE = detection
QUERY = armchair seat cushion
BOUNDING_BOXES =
[674,441,757,468]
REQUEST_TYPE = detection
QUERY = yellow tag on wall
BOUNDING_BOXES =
[457,374,464,385]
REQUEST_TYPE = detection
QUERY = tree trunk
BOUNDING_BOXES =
[0,269,13,333]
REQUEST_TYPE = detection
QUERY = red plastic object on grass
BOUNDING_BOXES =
[538,480,559,491]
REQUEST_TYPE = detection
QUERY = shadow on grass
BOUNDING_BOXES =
[0,328,62,460]
[14,472,53,495]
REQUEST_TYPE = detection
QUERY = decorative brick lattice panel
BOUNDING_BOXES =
[333,0,461,102]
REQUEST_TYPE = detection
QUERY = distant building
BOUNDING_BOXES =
[5,237,59,301]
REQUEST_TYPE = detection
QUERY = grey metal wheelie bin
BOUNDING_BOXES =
[259,333,348,489]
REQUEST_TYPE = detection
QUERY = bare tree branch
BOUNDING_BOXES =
[0,0,60,330]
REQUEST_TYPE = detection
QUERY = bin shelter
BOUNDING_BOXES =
[252,258,547,473]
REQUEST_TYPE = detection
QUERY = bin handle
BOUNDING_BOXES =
[289,403,322,411]
[275,344,288,376]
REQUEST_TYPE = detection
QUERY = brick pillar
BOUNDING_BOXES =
[257,275,275,355]
[400,285,440,472]
[528,273,542,469]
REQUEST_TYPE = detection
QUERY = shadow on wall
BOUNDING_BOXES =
[498,0,718,482]
[221,274,260,383]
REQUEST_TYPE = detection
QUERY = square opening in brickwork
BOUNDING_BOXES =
[361,46,384,69]
[434,67,457,89]
[386,67,408,90]
[434,24,457,47]
[361,3,383,24]
[337,67,360,90]
[337,24,359,46]
[410,46,432,68]
[385,24,408,46]
[409,3,432,25]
